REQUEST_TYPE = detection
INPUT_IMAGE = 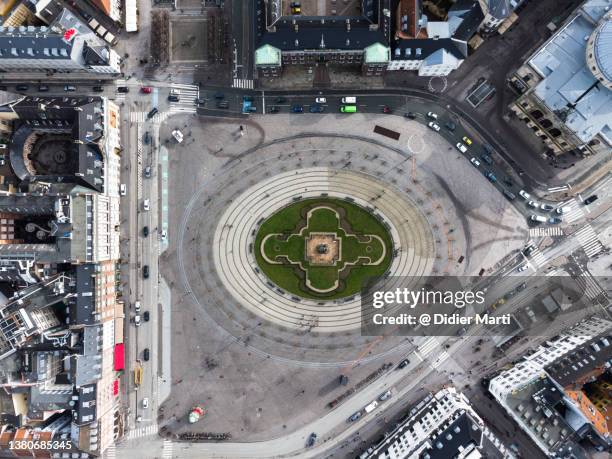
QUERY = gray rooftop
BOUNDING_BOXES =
[528,0,612,145]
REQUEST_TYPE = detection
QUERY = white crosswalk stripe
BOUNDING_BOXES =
[416,337,451,368]
[103,444,116,459]
[575,224,605,257]
[574,272,606,302]
[129,111,170,124]
[528,246,547,268]
[169,83,198,114]
[529,227,564,238]
[232,78,254,89]
[558,198,584,223]
[125,423,159,440]
[162,439,173,459]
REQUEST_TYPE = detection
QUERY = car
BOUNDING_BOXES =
[584,194,598,205]
[16,84,29,91]
[275,96,286,103]
[462,136,473,145]
[117,86,129,93]
[144,311,150,322]
[518,189,530,200]
[485,171,497,183]
[143,131,151,145]
[445,121,456,131]
[483,144,494,155]
[269,106,279,113]
[523,244,536,256]
[119,184,126,196]
[503,178,514,188]
[143,265,150,278]
[309,104,324,113]
[92,86,104,92]
[548,217,562,224]
[38,85,49,92]
[428,121,440,132]
[378,390,392,401]
[315,97,326,104]
[517,264,529,272]
[143,226,149,237]
[141,86,152,94]
[531,215,547,223]
[398,359,410,369]
[382,105,391,113]
[427,111,438,119]
[214,92,225,99]
[348,412,362,422]
[168,94,180,102]
[290,1,301,6]
[142,398,149,409]
[134,315,141,326]
[195,97,206,105]
[217,101,229,109]
[160,230,167,241]
[147,107,158,119]
[291,6,301,14]
[134,301,141,312]
[540,203,554,211]
[556,206,572,214]
[143,199,150,211]
[291,105,304,113]
[143,348,150,361]
[404,112,416,119]
[144,166,152,178]
[470,157,481,167]
[170,88,181,95]
[341,96,357,104]
[527,200,539,208]
[503,189,516,201]
[306,432,317,448]
[455,142,467,153]
[172,129,184,143]
[480,154,493,165]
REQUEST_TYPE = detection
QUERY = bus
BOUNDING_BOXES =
[340,105,357,113]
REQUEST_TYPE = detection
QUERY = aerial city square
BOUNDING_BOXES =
[0,0,610,458]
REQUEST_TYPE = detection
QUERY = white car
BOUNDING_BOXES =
[470,157,481,167]
[540,203,554,211]
[172,129,184,143]
[518,190,530,200]
[134,301,141,312]
[143,199,150,211]
[160,230,167,241]
[455,142,467,153]
[428,121,440,132]
[517,264,529,272]
[427,111,438,119]
[134,315,141,326]
[315,97,326,104]
[527,200,539,208]
[530,215,547,222]
[142,398,149,409]
[556,206,572,214]
[119,184,126,196]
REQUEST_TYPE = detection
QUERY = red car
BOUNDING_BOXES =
[140,86,152,94]
[382,105,391,114]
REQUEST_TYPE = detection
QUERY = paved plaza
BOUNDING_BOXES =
[157,113,528,440]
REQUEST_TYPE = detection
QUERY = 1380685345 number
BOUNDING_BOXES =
[9,440,73,450]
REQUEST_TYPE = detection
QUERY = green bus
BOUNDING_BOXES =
[340,105,357,113]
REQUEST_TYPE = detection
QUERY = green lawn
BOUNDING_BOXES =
[254,198,393,300]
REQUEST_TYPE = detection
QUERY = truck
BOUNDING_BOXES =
[364,400,378,414]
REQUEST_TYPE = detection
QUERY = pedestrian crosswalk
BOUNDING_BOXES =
[129,111,170,124]
[162,439,173,459]
[527,246,548,268]
[416,337,451,369]
[529,227,564,238]
[232,78,254,89]
[574,270,608,303]
[557,198,585,223]
[575,224,605,257]
[169,83,199,114]
[125,423,158,440]
[104,444,116,459]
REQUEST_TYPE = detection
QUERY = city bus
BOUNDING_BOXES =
[340,105,357,113]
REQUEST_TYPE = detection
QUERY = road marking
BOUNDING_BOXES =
[558,198,584,223]
[169,83,199,114]
[575,224,605,257]
[528,246,547,268]
[232,78,254,89]
[125,423,159,440]
[104,444,116,459]
[129,111,170,124]
[528,227,564,237]
[162,440,173,459]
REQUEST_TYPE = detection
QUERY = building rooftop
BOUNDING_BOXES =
[527,0,612,145]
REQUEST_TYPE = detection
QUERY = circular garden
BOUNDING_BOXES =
[254,198,394,300]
